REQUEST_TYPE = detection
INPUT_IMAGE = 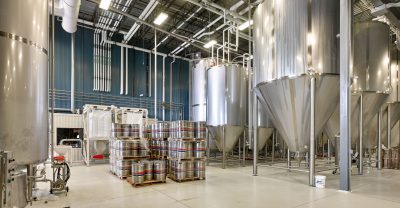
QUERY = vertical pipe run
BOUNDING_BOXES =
[125,47,128,95]
[154,29,157,119]
[309,76,316,187]
[162,56,166,121]
[378,109,383,170]
[328,138,331,161]
[339,0,352,191]
[358,94,364,175]
[120,47,124,94]
[388,105,391,149]
[170,57,175,121]
[51,0,55,167]
[71,33,75,112]
[149,53,152,97]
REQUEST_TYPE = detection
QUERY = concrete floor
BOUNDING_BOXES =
[30,162,400,208]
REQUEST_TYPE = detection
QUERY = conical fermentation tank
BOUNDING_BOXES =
[256,104,274,151]
[324,22,390,149]
[253,0,340,153]
[206,64,247,152]
[0,0,49,165]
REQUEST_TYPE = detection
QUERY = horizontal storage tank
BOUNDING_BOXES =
[0,0,49,165]
[325,22,390,149]
[207,64,247,152]
[253,0,340,153]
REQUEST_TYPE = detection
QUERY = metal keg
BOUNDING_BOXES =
[186,161,194,179]
[143,160,153,181]
[111,123,123,138]
[194,160,206,178]
[152,140,161,156]
[132,162,145,184]
[115,140,131,150]
[160,140,168,157]
[170,121,195,138]
[129,124,140,138]
[131,140,141,157]
[115,159,132,177]
[194,121,207,139]
[157,122,170,138]
[168,139,177,158]
[109,139,116,149]
[153,160,166,181]
[177,140,193,159]
[193,141,206,158]
[175,161,186,180]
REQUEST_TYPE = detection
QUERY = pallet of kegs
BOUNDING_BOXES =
[109,139,150,159]
[130,160,167,186]
[168,139,206,160]
[194,121,207,139]
[111,123,140,138]
[168,160,206,182]
[150,139,168,157]
[170,120,194,138]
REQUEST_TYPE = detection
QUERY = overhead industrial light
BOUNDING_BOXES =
[99,0,112,10]
[204,40,217,49]
[238,20,253,31]
[153,12,168,25]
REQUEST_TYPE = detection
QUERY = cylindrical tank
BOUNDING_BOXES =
[206,64,248,152]
[0,0,49,165]
[192,59,214,122]
[352,22,390,93]
[253,0,340,152]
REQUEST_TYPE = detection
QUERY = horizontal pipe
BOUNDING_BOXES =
[89,0,208,54]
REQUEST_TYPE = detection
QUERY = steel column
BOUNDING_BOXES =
[388,105,391,149]
[358,94,364,175]
[339,0,352,191]
[253,100,258,176]
[309,76,316,187]
[222,126,226,169]
[378,109,383,170]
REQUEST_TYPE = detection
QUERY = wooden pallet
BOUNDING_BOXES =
[112,155,150,160]
[167,157,207,161]
[126,177,166,187]
[167,174,206,183]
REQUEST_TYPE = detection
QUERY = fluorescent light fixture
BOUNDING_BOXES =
[99,0,112,10]
[153,12,168,25]
[204,40,217,48]
[238,20,253,31]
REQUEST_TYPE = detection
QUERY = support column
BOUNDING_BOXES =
[243,131,246,167]
[253,100,258,176]
[378,109,383,170]
[222,126,226,169]
[358,94,364,175]
[339,0,352,191]
[387,105,391,149]
[309,76,316,187]
[272,130,275,163]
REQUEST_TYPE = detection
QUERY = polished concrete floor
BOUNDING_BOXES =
[31,161,400,208]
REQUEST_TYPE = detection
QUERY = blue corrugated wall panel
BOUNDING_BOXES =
[52,20,190,120]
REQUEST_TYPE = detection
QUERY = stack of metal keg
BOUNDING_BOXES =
[167,120,207,182]
[131,160,166,185]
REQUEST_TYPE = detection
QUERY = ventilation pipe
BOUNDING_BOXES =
[61,0,81,33]
[170,57,176,121]
[125,47,129,95]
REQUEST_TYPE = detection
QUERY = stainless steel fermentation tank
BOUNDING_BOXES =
[256,101,273,151]
[324,21,390,174]
[206,64,248,168]
[253,0,340,153]
[0,0,49,165]
[253,0,340,186]
[324,22,390,149]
